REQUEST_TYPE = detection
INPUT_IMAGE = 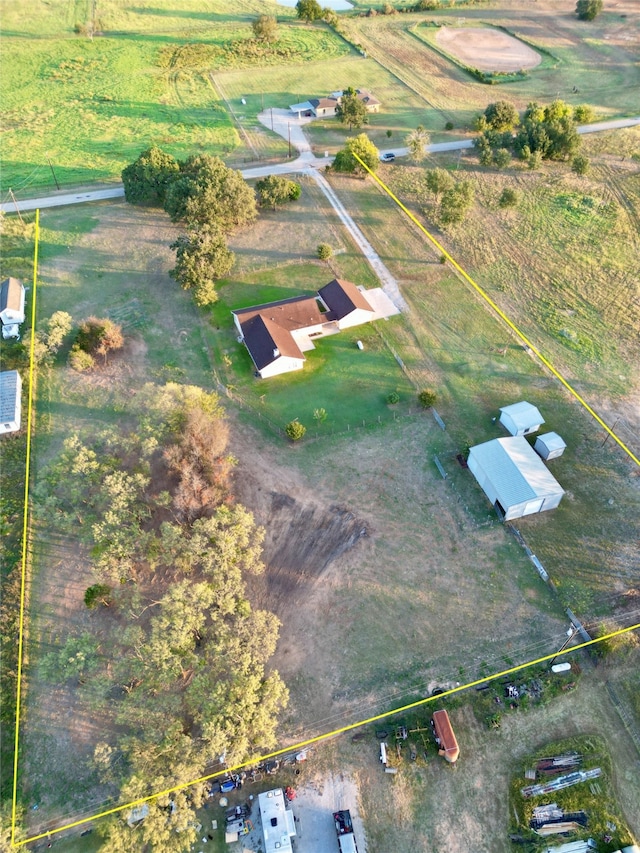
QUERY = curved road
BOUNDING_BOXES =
[3,115,638,215]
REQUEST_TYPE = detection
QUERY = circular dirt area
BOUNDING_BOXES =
[436,27,542,72]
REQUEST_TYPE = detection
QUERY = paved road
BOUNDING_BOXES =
[3,115,638,215]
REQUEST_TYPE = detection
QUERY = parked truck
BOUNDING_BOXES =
[334,809,358,853]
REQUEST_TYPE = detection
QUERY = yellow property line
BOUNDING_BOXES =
[9,206,639,846]
[353,153,640,468]
[13,622,640,847]
[11,210,40,849]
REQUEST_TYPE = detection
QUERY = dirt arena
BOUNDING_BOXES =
[435,26,542,72]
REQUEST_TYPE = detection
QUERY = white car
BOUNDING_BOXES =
[380,152,396,162]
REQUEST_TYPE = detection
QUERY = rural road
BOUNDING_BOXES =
[4,115,638,216]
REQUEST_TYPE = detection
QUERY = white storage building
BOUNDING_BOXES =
[468,436,564,520]
[499,401,544,436]
[534,432,567,461]
[0,370,22,434]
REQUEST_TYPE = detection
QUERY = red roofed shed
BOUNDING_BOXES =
[432,710,459,763]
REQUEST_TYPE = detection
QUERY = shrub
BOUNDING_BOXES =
[499,188,518,208]
[69,345,95,372]
[573,104,595,124]
[84,584,112,609]
[572,154,590,176]
[444,121,454,131]
[285,420,306,441]
[387,391,400,405]
[418,389,437,408]
[493,148,512,169]
[317,243,332,260]
[386,129,393,138]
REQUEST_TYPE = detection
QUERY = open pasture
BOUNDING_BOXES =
[339,2,640,132]
[323,161,640,618]
[0,1,347,191]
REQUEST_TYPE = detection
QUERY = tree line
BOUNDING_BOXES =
[33,383,288,851]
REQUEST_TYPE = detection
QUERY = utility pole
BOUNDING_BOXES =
[288,123,291,158]
[270,108,273,131]
[8,189,24,226]
[549,626,576,668]
[261,92,264,111]
[47,156,61,190]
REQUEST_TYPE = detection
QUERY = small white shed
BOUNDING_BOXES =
[0,370,22,434]
[468,436,564,520]
[499,401,544,436]
[534,432,566,460]
[0,277,26,339]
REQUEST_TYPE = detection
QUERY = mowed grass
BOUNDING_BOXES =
[215,52,439,156]
[210,178,414,431]
[0,2,348,190]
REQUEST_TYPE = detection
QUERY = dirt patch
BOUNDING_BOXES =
[436,27,542,72]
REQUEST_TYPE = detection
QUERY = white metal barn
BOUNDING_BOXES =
[468,436,564,520]
[534,432,566,460]
[0,370,22,434]
[499,401,545,436]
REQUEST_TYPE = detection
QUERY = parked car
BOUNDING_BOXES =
[380,152,396,162]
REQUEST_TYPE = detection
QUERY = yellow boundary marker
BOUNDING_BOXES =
[12,623,640,846]
[11,210,39,849]
[352,153,640,469]
[9,206,639,847]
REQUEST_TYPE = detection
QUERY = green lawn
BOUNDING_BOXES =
[212,264,415,433]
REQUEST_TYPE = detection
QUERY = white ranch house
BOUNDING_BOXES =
[232,278,397,379]
[289,89,380,119]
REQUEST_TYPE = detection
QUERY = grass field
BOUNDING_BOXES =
[338,3,640,130]
[0,1,348,191]
[320,160,640,617]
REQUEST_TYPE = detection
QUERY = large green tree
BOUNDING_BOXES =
[122,146,180,206]
[425,168,454,200]
[296,0,323,21]
[170,224,235,306]
[576,0,603,20]
[252,14,278,42]
[256,175,301,210]
[483,100,520,132]
[335,88,368,130]
[332,134,379,175]
[164,155,257,231]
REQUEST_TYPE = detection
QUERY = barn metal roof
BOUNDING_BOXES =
[499,400,544,431]
[536,432,567,453]
[0,370,21,423]
[470,437,564,507]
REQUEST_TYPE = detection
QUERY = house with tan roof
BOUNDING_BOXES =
[232,278,397,379]
[289,89,380,119]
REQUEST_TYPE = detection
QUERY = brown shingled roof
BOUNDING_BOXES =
[239,314,304,372]
[317,278,373,320]
[0,278,24,315]
[233,295,326,332]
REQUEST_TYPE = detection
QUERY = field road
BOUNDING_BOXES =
[2,115,638,217]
